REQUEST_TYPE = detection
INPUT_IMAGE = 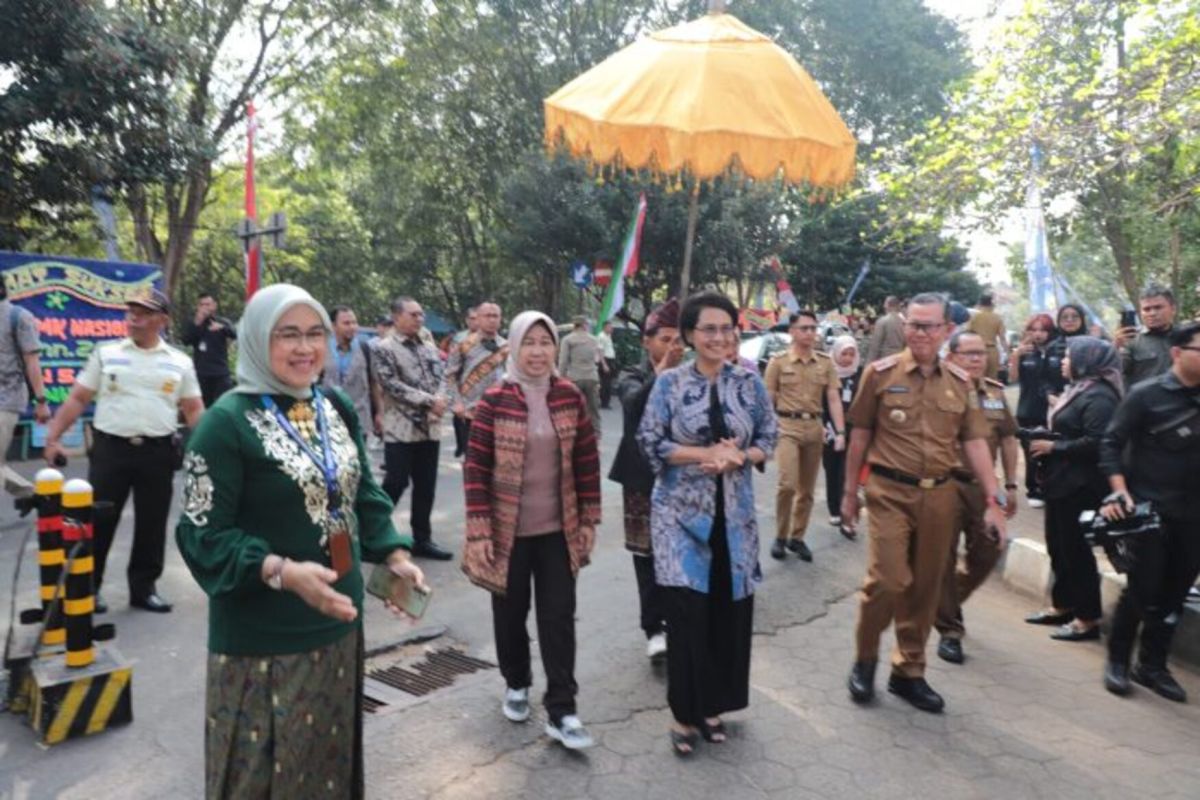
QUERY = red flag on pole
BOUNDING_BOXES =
[244,102,261,299]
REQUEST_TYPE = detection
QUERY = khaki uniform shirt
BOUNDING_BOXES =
[847,349,989,478]
[977,377,1017,461]
[763,349,839,420]
[865,312,906,362]
[966,309,1006,350]
[76,338,201,437]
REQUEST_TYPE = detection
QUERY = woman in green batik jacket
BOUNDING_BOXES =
[176,284,425,799]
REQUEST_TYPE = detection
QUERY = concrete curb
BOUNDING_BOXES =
[999,536,1200,668]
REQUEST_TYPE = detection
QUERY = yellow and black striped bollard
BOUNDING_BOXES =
[61,479,95,669]
[35,468,66,649]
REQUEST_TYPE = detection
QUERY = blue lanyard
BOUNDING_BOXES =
[262,389,342,513]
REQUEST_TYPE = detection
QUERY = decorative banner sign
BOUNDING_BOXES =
[0,253,162,411]
[740,308,777,331]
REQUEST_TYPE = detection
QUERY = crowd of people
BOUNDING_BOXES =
[6,277,1197,796]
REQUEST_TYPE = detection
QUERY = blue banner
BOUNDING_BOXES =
[0,253,162,411]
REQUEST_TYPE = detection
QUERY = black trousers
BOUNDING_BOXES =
[822,442,846,518]
[633,554,666,638]
[491,533,577,724]
[600,358,617,408]
[198,374,232,409]
[382,441,439,544]
[452,415,469,458]
[89,432,175,597]
[1108,516,1200,669]
[1016,417,1043,499]
[1044,489,1103,621]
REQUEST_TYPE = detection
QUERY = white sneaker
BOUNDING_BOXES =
[829,516,842,526]
[1028,497,1045,509]
[545,715,595,750]
[646,632,668,660]
[502,687,530,723]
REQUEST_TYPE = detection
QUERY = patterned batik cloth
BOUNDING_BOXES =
[205,627,363,800]
[622,488,652,555]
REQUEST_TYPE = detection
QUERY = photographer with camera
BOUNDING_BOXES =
[1023,337,1122,641]
[1097,322,1200,702]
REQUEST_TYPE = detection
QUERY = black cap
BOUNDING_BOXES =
[127,287,170,314]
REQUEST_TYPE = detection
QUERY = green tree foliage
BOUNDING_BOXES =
[879,0,1200,306]
[292,0,974,322]
[0,0,185,248]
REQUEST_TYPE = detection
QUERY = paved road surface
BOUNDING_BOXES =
[1,406,1196,799]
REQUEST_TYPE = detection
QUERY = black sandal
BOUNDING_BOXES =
[839,524,857,541]
[670,728,699,756]
[701,719,727,743]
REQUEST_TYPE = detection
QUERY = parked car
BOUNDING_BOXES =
[739,331,791,373]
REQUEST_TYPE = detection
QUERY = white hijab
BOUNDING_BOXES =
[234,284,332,399]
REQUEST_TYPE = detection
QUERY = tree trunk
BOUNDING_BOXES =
[1100,211,1138,306]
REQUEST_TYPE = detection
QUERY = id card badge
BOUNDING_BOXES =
[327,521,353,578]
[843,385,853,403]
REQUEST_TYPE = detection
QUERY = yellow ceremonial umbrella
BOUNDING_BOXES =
[545,1,857,292]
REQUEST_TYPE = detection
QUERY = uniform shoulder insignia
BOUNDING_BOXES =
[870,355,899,371]
[983,377,1005,389]
[944,361,971,381]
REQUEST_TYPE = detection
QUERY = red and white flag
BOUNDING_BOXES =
[768,257,799,314]
[244,101,261,299]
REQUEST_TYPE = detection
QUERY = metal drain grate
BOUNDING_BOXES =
[363,648,494,713]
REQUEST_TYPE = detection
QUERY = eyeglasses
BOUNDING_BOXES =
[904,322,944,334]
[694,324,737,338]
[1178,346,1200,353]
[272,326,328,349]
[793,325,817,332]
[956,350,987,358]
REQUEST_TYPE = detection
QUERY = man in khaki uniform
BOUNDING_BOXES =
[841,293,1007,713]
[865,296,906,363]
[964,292,1007,380]
[934,331,1020,665]
[764,311,845,562]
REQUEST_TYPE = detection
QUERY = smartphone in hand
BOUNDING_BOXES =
[366,564,433,619]
[1119,308,1138,330]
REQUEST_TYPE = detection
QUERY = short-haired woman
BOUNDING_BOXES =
[638,291,778,756]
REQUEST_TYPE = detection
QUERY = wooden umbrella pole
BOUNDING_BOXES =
[680,181,700,296]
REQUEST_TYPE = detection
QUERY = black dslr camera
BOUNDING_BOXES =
[1016,427,1062,443]
[1079,502,1161,573]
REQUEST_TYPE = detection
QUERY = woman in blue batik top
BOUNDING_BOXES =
[637,291,778,756]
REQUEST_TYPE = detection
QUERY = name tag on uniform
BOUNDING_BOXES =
[885,386,910,393]
[983,398,1005,410]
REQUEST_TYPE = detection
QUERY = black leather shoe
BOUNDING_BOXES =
[411,541,454,561]
[937,637,964,664]
[1132,665,1187,703]
[848,661,877,704]
[770,539,787,560]
[94,592,108,615]
[1104,661,1131,696]
[788,539,813,562]
[130,592,172,613]
[1025,609,1073,626]
[887,674,945,713]
[1050,623,1100,642]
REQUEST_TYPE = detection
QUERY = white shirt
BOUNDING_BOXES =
[596,331,616,359]
[77,338,201,437]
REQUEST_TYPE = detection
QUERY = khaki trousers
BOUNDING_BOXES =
[855,473,960,677]
[935,480,1003,640]
[774,420,823,542]
[984,347,1000,380]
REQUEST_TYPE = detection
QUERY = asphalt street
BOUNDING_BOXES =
[1,404,1198,799]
